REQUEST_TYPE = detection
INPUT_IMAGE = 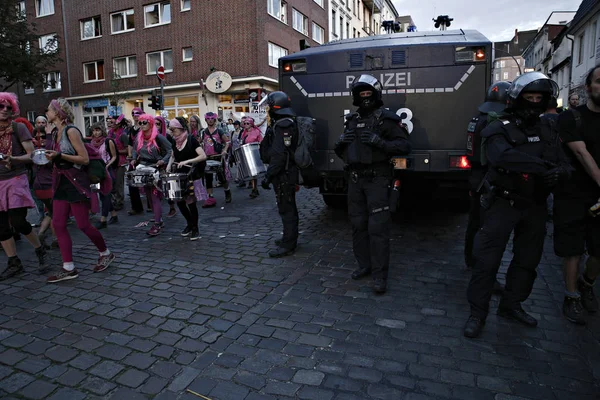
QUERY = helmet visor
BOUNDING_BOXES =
[352,75,382,92]
[507,72,559,99]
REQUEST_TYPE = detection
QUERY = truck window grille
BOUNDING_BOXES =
[349,53,363,68]
[391,50,406,65]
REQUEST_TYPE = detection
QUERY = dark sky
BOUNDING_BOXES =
[392,0,582,41]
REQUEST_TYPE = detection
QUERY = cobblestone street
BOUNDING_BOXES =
[0,186,598,400]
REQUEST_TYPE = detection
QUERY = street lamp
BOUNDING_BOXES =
[493,48,523,76]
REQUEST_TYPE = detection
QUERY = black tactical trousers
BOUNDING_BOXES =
[467,198,547,319]
[347,175,391,281]
[464,191,482,268]
[275,183,299,250]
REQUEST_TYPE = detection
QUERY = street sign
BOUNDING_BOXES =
[205,71,232,93]
[156,66,165,81]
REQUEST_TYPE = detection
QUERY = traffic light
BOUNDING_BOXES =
[156,94,163,110]
[148,91,158,110]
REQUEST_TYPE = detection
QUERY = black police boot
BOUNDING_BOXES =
[269,246,295,258]
[497,306,537,327]
[351,268,371,280]
[463,315,485,338]
[563,296,586,325]
[0,257,24,281]
[225,189,232,203]
[578,276,598,313]
[373,279,387,294]
[35,246,48,274]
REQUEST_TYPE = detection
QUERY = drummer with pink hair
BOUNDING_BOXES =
[240,116,263,198]
[131,114,172,236]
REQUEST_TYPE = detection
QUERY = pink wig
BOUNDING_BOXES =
[0,93,20,117]
[154,116,167,136]
[14,117,34,133]
[136,114,159,154]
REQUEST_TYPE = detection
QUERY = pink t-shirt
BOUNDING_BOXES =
[201,128,227,156]
[241,128,263,145]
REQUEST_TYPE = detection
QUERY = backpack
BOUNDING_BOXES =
[65,125,107,184]
[259,127,274,164]
[262,117,316,169]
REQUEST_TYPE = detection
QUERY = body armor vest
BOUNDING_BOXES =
[343,109,389,166]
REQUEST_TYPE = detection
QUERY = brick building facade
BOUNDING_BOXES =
[16,0,327,132]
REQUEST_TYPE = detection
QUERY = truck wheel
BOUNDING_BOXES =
[322,194,347,209]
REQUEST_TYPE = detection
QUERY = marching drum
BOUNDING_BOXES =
[90,183,101,192]
[161,173,189,201]
[32,149,50,165]
[205,159,222,174]
[234,143,266,181]
[126,165,158,187]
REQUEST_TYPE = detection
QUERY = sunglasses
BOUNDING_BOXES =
[0,104,13,111]
[138,121,149,126]
[242,122,251,125]
[132,112,142,116]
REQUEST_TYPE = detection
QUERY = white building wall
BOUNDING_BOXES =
[570,9,600,94]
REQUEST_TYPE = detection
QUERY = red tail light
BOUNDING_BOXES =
[450,155,471,169]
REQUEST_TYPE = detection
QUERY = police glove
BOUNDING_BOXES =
[261,179,271,190]
[340,132,355,143]
[542,166,568,188]
[360,132,385,148]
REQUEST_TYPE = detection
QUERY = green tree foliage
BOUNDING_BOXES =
[0,0,61,91]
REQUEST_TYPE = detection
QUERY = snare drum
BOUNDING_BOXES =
[32,149,50,165]
[205,159,222,174]
[90,183,101,192]
[161,173,189,201]
[126,165,157,187]
[234,143,266,181]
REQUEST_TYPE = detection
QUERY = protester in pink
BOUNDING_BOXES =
[107,114,129,210]
[44,98,115,283]
[0,92,47,281]
[240,116,263,198]
[131,114,172,236]
[201,112,232,207]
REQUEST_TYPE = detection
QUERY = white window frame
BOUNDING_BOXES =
[312,22,324,44]
[500,60,505,67]
[313,0,324,7]
[267,0,287,24]
[43,71,61,92]
[268,42,288,68]
[27,111,37,122]
[83,61,105,83]
[144,1,171,28]
[35,0,54,18]
[578,33,585,64]
[146,50,173,74]
[80,16,102,40]
[181,0,191,11]
[113,56,137,79]
[495,73,499,81]
[503,72,509,80]
[39,33,58,54]
[24,84,35,95]
[292,9,308,36]
[182,47,193,62]
[111,9,135,34]
[18,1,26,19]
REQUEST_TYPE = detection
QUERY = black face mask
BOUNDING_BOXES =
[514,97,546,126]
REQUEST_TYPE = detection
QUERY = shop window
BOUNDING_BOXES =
[83,107,106,136]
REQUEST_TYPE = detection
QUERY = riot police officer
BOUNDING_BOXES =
[334,74,411,294]
[262,91,299,258]
[464,72,571,338]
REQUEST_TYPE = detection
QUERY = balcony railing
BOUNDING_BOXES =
[363,0,383,13]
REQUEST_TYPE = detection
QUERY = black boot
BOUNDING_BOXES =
[351,268,371,280]
[0,257,24,281]
[563,296,586,325]
[35,246,48,273]
[497,306,537,327]
[373,279,387,294]
[578,276,598,313]
[464,315,485,338]
[225,189,232,203]
[269,246,295,258]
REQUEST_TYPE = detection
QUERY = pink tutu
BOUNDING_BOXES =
[194,179,209,201]
[0,174,36,212]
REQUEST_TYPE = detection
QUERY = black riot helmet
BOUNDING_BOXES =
[506,72,559,121]
[478,81,511,114]
[266,91,295,118]
[351,74,383,109]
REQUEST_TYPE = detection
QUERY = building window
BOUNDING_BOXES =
[146,50,173,74]
[81,16,102,40]
[591,22,597,58]
[500,60,505,67]
[353,0,356,15]
[292,9,308,36]
[113,56,137,78]
[578,33,585,64]
[43,71,61,92]
[313,0,323,7]
[27,111,37,121]
[111,9,135,33]
[18,1,26,18]
[181,0,191,11]
[503,72,509,80]
[268,42,288,68]
[353,27,356,38]
[84,61,105,83]
[39,33,58,54]
[312,22,324,44]
[163,95,200,120]
[35,0,54,17]
[495,73,499,81]
[144,1,171,27]
[346,22,350,39]
[331,9,336,36]
[24,84,34,95]
[267,0,287,24]
[182,47,193,62]
[340,16,343,39]
[83,107,106,136]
